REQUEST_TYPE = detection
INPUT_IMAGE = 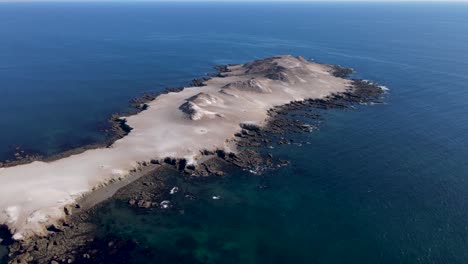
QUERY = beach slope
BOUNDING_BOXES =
[0,55,351,240]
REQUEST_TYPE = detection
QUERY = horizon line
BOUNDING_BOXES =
[1,0,468,3]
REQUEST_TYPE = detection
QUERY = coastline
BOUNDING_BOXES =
[0,62,355,170]
[0,56,385,263]
[0,84,202,169]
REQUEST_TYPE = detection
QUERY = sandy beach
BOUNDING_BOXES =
[0,55,350,240]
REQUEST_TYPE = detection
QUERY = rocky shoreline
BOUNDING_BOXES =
[1,61,386,264]
[0,77,212,169]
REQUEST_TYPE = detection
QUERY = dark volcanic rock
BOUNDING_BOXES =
[330,65,354,78]
[115,169,165,207]
[235,75,384,149]
[189,148,276,178]
[244,56,283,74]
[5,166,174,264]
[192,156,229,177]
[178,101,197,119]
[266,70,290,82]
[209,64,235,77]
[8,213,97,264]
[190,77,211,87]
[3,57,386,264]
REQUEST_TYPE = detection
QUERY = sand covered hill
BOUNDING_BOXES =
[0,55,351,240]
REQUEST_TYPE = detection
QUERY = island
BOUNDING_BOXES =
[0,55,384,263]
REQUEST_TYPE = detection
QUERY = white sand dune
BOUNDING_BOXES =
[0,55,350,240]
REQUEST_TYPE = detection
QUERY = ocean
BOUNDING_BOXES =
[1,2,468,263]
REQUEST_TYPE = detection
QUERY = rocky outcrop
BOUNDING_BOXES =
[186,92,221,106]
[179,92,223,120]
[266,70,290,82]
[179,102,220,121]
[221,78,271,94]
[329,65,354,78]
[2,56,386,263]
[244,56,284,74]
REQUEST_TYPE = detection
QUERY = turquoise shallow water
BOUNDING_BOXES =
[1,2,468,263]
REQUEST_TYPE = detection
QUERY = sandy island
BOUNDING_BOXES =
[0,55,352,240]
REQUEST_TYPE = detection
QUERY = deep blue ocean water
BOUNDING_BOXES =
[1,2,468,264]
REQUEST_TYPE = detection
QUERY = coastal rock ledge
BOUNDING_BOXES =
[0,55,383,254]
